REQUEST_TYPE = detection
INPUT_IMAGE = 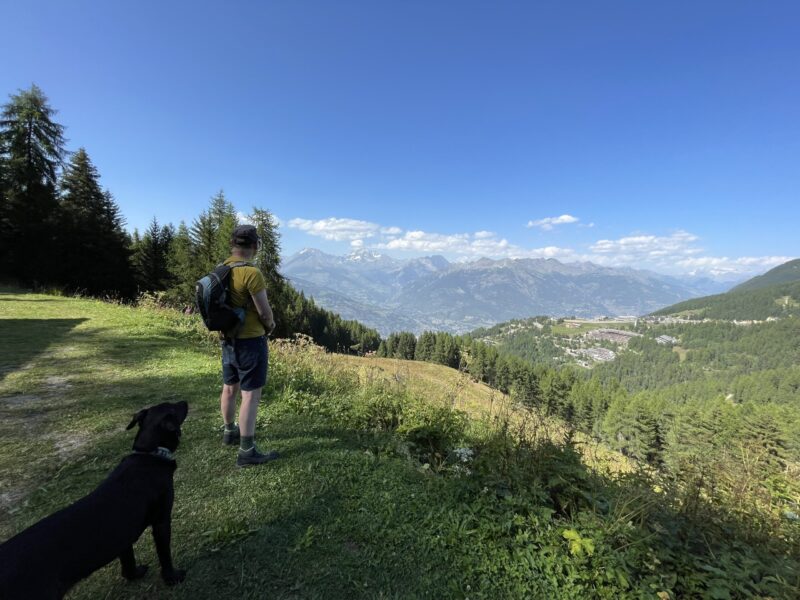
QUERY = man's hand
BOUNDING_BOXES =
[266,320,276,336]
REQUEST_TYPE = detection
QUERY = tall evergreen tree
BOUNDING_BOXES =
[249,206,293,337]
[164,222,196,305]
[0,85,67,283]
[415,331,437,361]
[58,148,133,295]
[190,210,218,276]
[210,190,237,261]
[394,332,417,360]
[132,218,173,291]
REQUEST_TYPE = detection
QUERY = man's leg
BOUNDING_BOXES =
[220,383,240,425]
[220,383,241,444]
[238,387,262,446]
[236,385,278,466]
[235,337,278,466]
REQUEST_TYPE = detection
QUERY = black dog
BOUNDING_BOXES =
[0,401,189,599]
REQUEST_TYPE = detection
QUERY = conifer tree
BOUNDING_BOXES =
[0,85,66,283]
[133,218,173,291]
[0,150,10,276]
[191,210,219,275]
[415,331,436,361]
[394,332,417,360]
[164,222,196,304]
[209,190,237,261]
[249,206,293,337]
[58,148,133,295]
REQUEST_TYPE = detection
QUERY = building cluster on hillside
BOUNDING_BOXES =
[656,335,679,345]
[585,328,642,346]
[565,346,617,365]
[640,316,697,325]
[580,347,617,362]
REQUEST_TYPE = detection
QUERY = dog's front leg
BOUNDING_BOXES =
[119,545,148,580]
[152,520,186,585]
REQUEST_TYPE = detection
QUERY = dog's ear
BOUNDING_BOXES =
[176,401,189,423]
[126,408,148,430]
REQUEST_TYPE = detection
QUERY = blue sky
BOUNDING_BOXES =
[2,1,798,279]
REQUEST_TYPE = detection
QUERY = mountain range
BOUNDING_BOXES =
[282,248,734,335]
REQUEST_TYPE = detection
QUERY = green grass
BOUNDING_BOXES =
[0,291,457,598]
[2,291,799,599]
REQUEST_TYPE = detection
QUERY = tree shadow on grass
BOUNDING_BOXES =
[0,297,60,301]
[0,318,88,383]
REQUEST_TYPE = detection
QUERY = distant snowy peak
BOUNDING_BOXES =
[346,249,396,265]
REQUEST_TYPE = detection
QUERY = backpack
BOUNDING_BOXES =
[195,261,250,335]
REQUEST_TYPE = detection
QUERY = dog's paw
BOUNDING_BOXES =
[123,564,149,580]
[162,568,186,585]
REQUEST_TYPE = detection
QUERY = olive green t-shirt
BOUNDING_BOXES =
[223,256,267,339]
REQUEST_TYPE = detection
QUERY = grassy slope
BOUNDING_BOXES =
[334,354,630,475]
[2,291,799,599]
[335,354,505,418]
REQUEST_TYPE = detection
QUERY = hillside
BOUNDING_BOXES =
[652,279,800,320]
[1,291,799,598]
[732,258,800,292]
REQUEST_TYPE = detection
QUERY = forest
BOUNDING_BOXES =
[378,317,800,558]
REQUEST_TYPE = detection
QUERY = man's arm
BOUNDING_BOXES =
[251,288,275,335]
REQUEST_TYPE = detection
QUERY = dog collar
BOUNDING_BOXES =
[133,447,176,461]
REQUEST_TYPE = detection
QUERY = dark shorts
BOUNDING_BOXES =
[221,336,268,391]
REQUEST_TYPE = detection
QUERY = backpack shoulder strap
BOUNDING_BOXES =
[221,262,257,309]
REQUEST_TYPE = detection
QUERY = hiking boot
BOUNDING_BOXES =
[222,425,240,446]
[236,446,280,467]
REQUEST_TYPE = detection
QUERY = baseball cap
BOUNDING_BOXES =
[231,225,260,247]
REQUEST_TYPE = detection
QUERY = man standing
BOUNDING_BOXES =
[219,225,279,467]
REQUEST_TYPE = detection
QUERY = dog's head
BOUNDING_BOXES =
[126,401,189,453]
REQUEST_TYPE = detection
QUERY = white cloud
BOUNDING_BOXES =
[527,214,580,230]
[350,239,364,249]
[588,231,703,270]
[587,230,792,277]
[288,217,384,241]
[380,226,403,236]
[378,230,512,257]
[374,229,579,261]
[236,211,255,225]
[590,230,701,264]
[675,255,794,277]
[237,211,282,226]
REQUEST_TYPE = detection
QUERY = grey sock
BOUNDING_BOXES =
[240,435,255,451]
